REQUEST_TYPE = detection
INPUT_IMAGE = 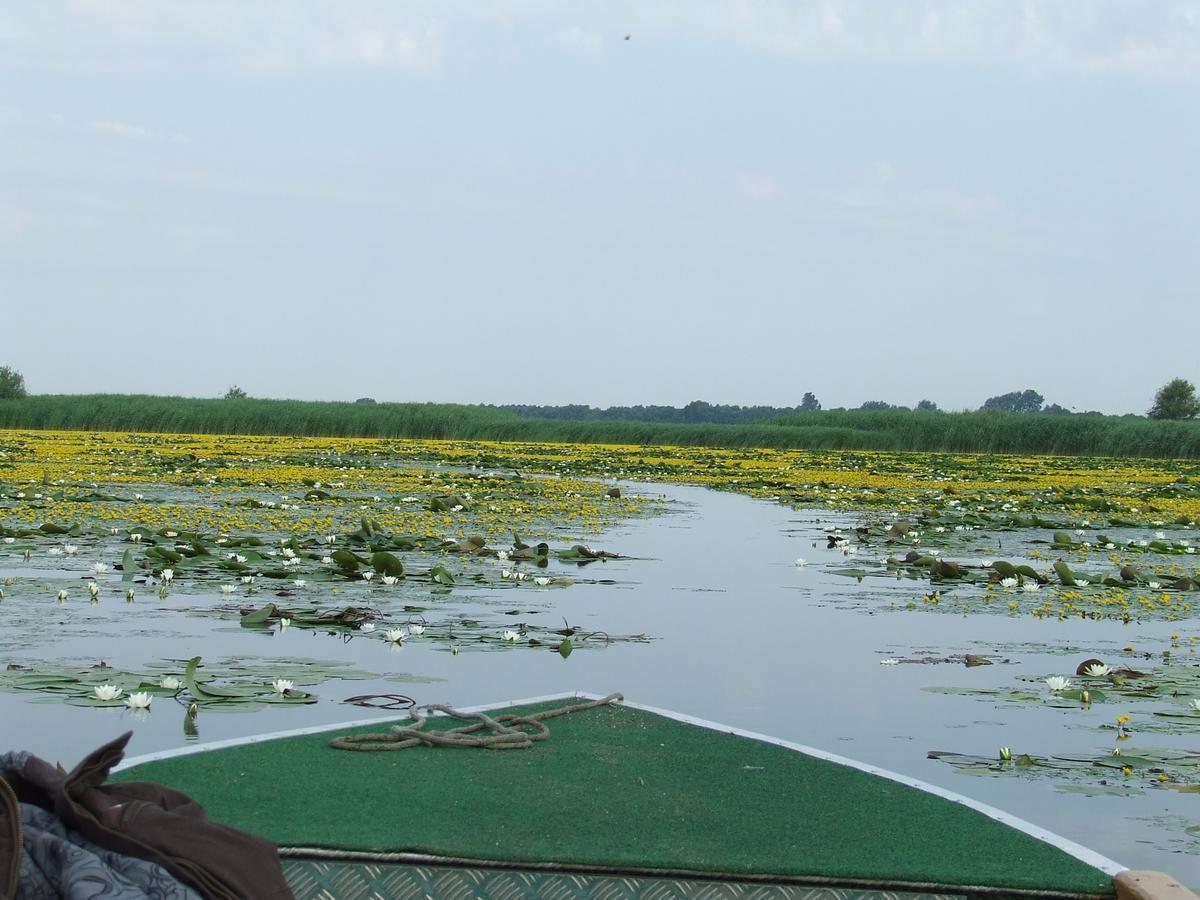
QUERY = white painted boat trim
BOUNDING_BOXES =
[116,690,1126,878]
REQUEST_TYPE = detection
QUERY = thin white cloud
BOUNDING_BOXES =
[0,1,1191,74]
[0,2,1197,74]
[737,172,779,199]
[696,0,1200,75]
[550,25,604,56]
[92,119,187,143]
[811,162,1028,249]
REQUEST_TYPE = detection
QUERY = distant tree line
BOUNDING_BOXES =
[3,365,1197,424]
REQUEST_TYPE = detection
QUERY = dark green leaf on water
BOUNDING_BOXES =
[557,639,573,658]
[1015,565,1041,582]
[370,551,404,577]
[430,565,455,586]
[120,548,138,580]
[240,604,279,626]
[331,549,365,572]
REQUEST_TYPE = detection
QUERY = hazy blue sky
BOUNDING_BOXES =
[2,2,1198,414]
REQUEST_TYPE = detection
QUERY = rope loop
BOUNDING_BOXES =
[329,692,623,752]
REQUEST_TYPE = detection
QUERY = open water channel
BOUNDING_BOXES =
[2,480,1197,884]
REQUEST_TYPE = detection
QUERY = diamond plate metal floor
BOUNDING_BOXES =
[282,859,966,900]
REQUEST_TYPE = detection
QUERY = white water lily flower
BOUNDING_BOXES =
[322,556,333,564]
[1045,676,1072,692]
[92,563,108,574]
[381,575,398,585]
[496,550,510,560]
[534,577,551,586]
[408,623,425,636]
[124,692,152,710]
[359,622,376,633]
[271,679,294,694]
[48,548,63,557]
[500,569,513,579]
[88,582,100,599]
[1021,581,1041,593]
[361,571,375,582]
[1075,579,1090,587]
[292,579,306,588]
[384,627,407,643]
[501,630,521,642]
[879,658,900,666]
[279,617,291,630]
[94,684,123,701]
[1155,531,1166,540]
[1190,699,1200,712]
[281,547,296,559]
[1083,663,1111,677]
[64,544,78,555]
[219,584,237,595]
[794,558,807,567]
[1000,577,1018,588]
[56,589,68,601]
[1148,581,1161,590]
[160,676,183,690]
[160,568,174,584]
[240,575,255,585]
[2,537,12,544]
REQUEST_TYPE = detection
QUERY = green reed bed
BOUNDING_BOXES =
[1,394,1198,458]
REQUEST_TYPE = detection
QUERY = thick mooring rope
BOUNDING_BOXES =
[329,692,624,752]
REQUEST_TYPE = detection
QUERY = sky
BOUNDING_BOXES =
[2,2,1198,415]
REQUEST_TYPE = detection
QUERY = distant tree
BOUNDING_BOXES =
[223,385,248,400]
[915,399,939,412]
[982,389,1044,414]
[355,397,377,404]
[1042,403,1073,416]
[0,366,27,399]
[1148,378,1200,420]
[858,400,902,411]
[799,392,821,412]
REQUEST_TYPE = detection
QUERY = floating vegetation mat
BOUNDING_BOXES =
[0,429,659,669]
[918,641,1200,796]
[928,746,1200,796]
[0,655,438,712]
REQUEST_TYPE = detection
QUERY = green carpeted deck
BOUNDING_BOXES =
[113,699,1116,897]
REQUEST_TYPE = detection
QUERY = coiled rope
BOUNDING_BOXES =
[329,692,623,752]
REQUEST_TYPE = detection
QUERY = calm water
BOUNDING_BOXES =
[2,482,1196,883]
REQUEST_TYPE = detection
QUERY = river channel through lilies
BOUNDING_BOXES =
[2,430,1199,881]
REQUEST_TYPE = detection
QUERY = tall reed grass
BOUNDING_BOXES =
[0,395,1197,458]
